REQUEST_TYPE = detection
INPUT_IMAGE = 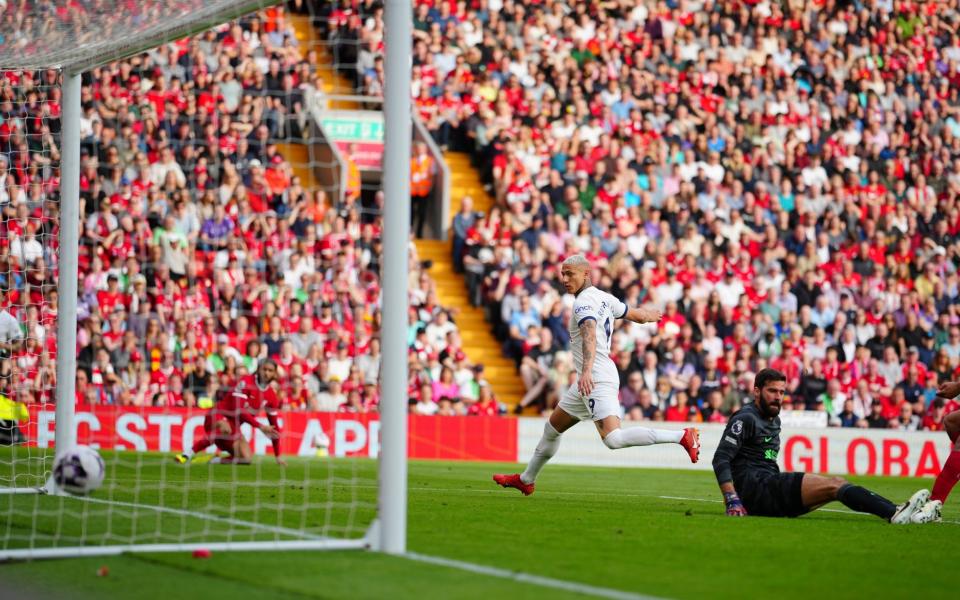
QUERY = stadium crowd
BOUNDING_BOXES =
[0,3,500,418]
[321,0,960,429]
[4,0,960,428]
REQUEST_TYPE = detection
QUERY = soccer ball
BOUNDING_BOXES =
[53,445,105,495]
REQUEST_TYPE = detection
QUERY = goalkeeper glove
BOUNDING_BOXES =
[724,491,747,517]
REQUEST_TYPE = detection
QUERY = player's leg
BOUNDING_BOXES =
[493,384,583,494]
[800,473,928,523]
[175,413,216,463]
[519,406,578,480]
[932,413,960,504]
[594,416,695,449]
[212,418,255,465]
[201,420,236,463]
[914,412,960,522]
[799,474,852,511]
[217,437,254,465]
[946,410,960,444]
[591,384,700,462]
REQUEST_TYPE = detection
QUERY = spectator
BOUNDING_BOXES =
[866,402,888,430]
[412,382,437,416]
[817,379,848,424]
[431,366,460,404]
[891,402,921,432]
[315,377,346,413]
[837,400,860,429]
[517,327,558,414]
[451,196,476,273]
[467,382,499,417]
[410,141,435,238]
[699,391,727,425]
[923,400,950,432]
[664,392,700,423]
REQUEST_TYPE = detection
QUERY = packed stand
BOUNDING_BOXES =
[0,5,495,418]
[329,0,960,428]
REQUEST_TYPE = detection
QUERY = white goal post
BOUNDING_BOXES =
[0,0,411,559]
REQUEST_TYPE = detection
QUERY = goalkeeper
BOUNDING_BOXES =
[175,359,285,466]
[713,368,927,524]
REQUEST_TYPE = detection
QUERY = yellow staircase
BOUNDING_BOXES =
[278,12,358,200]
[288,13,358,108]
[414,152,527,411]
[273,142,317,191]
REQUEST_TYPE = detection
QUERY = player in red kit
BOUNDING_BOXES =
[911,380,960,523]
[174,359,286,466]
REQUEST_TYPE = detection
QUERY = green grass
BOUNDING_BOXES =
[2,451,960,599]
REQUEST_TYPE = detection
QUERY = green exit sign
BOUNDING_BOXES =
[321,113,384,143]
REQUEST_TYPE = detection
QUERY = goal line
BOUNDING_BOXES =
[1,492,374,561]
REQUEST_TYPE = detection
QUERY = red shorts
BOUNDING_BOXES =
[203,411,242,453]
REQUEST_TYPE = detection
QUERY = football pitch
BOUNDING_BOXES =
[2,453,959,599]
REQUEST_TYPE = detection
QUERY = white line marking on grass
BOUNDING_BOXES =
[405,552,666,600]
[66,495,330,541]
[59,483,960,529]
[397,486,960,525]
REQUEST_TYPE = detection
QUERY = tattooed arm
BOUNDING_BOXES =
[578,318,597,397]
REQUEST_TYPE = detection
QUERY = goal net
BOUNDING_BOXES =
[0,0,406,559]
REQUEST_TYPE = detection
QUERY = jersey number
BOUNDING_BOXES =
[603,317,613,351]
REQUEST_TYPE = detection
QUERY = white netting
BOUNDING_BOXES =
[0,2,387,556]
[0,68,59,490]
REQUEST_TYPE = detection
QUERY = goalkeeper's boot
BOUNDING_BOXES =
[493,473,534,496]
[680,427,701,463]
[911,499,943,524]
[173,453,190,464]
[890,489,930,524]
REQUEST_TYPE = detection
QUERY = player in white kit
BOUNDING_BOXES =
[494,254,701,495]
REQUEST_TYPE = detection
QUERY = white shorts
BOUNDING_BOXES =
[557,380,621,422]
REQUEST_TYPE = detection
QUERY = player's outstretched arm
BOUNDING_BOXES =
[623,306,663,325]
[265,408,286,466]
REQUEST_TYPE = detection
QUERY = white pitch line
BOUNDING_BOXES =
[386,485,960,525]
[76,481,960,525]
[65,494,329,541]
[405,552,667,600]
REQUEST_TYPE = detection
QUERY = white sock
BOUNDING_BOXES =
[520,422,561,484]
[654,429,684,444]
[603,427,683,450]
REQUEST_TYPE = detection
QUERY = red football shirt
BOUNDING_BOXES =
[215,375,283,456]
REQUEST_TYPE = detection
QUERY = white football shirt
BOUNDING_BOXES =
[569,287,627,385]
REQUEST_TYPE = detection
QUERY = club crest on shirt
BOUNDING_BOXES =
[731,420,743,436]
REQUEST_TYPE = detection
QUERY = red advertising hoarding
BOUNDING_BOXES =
[23,406,517,462]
